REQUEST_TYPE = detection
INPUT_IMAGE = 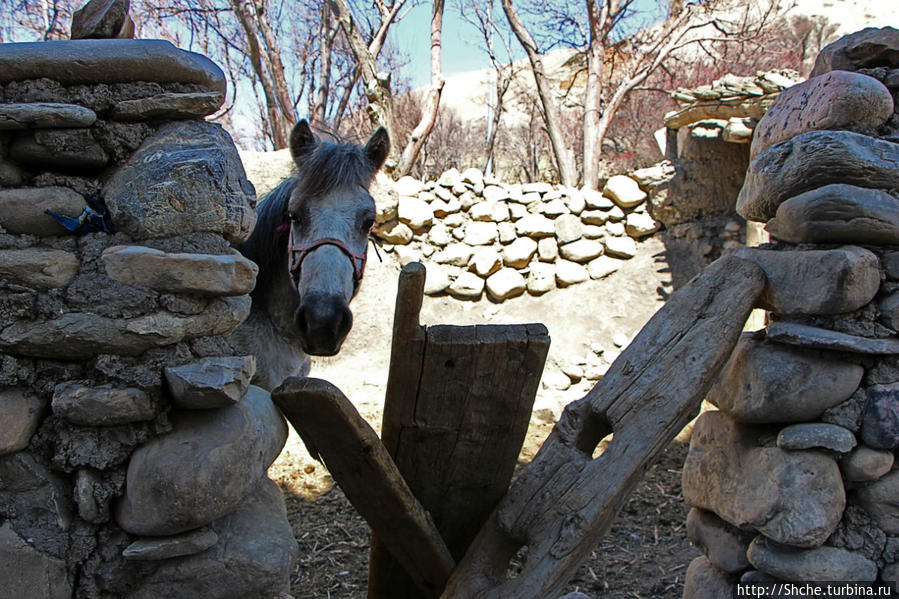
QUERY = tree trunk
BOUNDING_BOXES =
[394,0,445,178]
[310,1,334,130]
[501,0,577,187]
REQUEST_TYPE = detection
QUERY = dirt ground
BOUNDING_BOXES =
[267,235,701,598]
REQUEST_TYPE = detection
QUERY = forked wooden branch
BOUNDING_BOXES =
[271,377,455,598]
[441,254,766,598]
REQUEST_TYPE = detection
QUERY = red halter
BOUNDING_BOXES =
[287,227,367,283]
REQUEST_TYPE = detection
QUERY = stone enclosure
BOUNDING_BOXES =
[681,26,899,595]
[0,13,298,599]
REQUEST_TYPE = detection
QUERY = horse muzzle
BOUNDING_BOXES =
[295,292,353,356]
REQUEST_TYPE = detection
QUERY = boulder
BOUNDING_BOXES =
[0,522,71,599]
[603,175,646,208]
[682,557,734,599]
[370,171,398,223]
[810,27,899,77]
[0,186,85,236]
[423,263,452,295]
[683,410,845,547]
[537,237,558,261]
[766,184,899,245]
[587,255,621,279]
[732,246,880,315]
[559,239,603,263]
[554,213,583,244]
[854,470,899,535]
[102,120,256,243]
[446,272,484,300]
[164,356,256,410]
[686,508,754,573]
[51,382,155,426]
[109,92,225,121]
[485,268,526,301]
[0,40,226,93]
[526,263,555,295]
[469,248,502,277]
[737,130,899,222]
[555,260,589,287]
[70,0,130,39]
[860,384,899,450]
[464,221,498,246]
[708,334,863,423]
[0,248,79,290]
[502,237,537,268]
[398,196,434,229]
[115,385,287,535]
[583,188,614,210]
[375,219,412,244]
[102,245,257,296]
[625,211,660,238]
[750,71,894,159]
[433,243,474,267]
[603,236,637,259]
[126,478,298,599]
[515,213,555,238]
[841,446,894,482]
[747,536,878,582]
[0,103,96,129]
[0,388,46,455]
[394,176,422,197]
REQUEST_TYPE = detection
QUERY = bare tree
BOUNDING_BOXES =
[500,0,783,189]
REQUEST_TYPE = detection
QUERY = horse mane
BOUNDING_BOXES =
[233,176,296,297]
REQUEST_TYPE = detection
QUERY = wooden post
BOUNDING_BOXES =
[442,254,766,598]
[368,262,551,599]
[271,377,454,597]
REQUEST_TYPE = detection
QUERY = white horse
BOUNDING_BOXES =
[229,120,389,390]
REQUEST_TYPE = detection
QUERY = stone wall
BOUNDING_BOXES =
[682,27,899,596]
[0,5,296,597]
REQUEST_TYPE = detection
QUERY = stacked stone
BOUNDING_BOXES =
[0,3,296,598]
[681,27,899,596]
[374,166,666,302]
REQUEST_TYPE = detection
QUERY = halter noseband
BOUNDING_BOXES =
[286,226,367,283]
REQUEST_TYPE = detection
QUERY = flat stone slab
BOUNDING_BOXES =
[109,91,224,121]
[811,26,899,77]
[164,356,256,409]
[71,0,130,40]
[708,333,863,423]
[732,245,880,315]
[9,129,108,173]
[766,184,899,245]
[123,528,219,561]
[115,386,287,536]
[102,120,256,243]
[766,322,899,355]
[683,410,845,547]
[0,296,250,359]
[0,248,80,290]
[51,382,155,426]
[748,536,877,582]
[737,130,899,222]
[0,388,46,455]
[0,103,97,130]
[101,245,257,296]
[776,423,857,453]
[0,186,86,236]
[750,71,893,160]
[0,40,226,94]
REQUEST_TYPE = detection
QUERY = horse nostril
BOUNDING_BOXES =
[295,294,352,355]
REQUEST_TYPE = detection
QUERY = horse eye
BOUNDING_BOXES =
[361,217,375,232]
[287,212,299,222]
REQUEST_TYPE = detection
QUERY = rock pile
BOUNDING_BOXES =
[372,167,667,301]
[682,27,899,596]
[0,3,296,597]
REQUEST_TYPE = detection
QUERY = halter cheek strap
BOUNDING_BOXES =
[287,227,368,283]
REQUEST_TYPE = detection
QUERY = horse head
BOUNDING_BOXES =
[282,120,389,356]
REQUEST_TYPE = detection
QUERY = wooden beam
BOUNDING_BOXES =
[271,376,454,598]
[442,254,766,598]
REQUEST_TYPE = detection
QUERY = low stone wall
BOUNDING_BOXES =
[0,8,296,598]
[682,26,899,596]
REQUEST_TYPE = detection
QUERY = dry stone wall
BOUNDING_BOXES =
[682,27,899,596]
[0,6,296,598]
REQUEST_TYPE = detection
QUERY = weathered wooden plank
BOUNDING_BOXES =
[442,254,766,598]
[270,377,454,598]
[370,262,550,599]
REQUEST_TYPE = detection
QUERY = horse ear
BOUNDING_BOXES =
[289,119,316,161]
[364,127,390,170]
